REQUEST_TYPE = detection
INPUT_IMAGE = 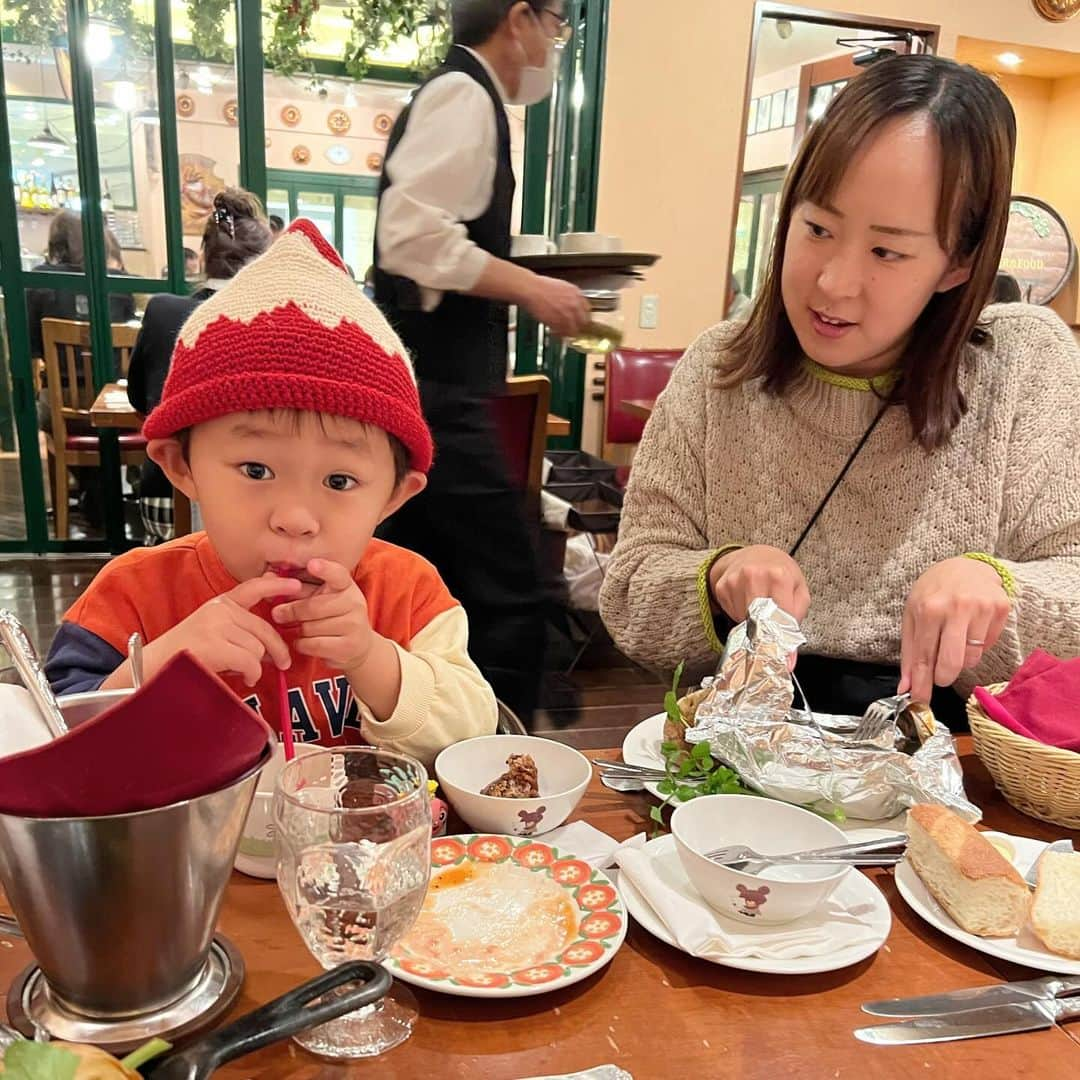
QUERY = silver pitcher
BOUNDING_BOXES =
[0,689,271,1018]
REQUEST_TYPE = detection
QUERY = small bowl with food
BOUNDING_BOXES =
[434,734,590,836]
[671,794,850,925]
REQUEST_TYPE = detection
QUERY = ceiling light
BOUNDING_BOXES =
[31,156,45,166]
[85,20,115,64]
[996,52,1022,68]
[112,78,137,112]
[28,122,67,150]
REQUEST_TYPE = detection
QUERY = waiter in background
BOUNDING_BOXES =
[374,0,588,722]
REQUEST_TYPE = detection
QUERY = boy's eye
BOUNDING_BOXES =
[325,473,358,492]
[240,462,274,481]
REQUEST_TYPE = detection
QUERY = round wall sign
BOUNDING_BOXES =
[999,196,1076,305]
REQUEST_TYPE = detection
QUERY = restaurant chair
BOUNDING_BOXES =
[41,318,146,539]
[603,347,683,483]
[490,373,552,522]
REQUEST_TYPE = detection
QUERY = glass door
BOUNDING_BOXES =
[266,169,377,280]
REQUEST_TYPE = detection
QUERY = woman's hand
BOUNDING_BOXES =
[899,557,1011,702]
[708,545,810,623]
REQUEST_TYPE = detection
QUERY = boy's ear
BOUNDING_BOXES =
[378,470,427,524]
[147,438,198,501]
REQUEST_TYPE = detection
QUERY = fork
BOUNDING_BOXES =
[703,833,908,866]
[849,695,905,744]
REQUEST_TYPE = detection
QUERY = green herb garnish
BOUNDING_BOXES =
[2,1041,79,1080]
[121,1038,173,1071]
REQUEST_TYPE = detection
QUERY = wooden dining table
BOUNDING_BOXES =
[618,398,655,422]
[2,739,1076,1078]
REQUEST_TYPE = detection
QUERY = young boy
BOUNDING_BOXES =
[45,219,497,765]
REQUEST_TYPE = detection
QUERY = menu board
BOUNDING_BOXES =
[999,196,1076,305]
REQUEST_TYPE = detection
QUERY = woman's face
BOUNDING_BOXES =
[781,114,971,378]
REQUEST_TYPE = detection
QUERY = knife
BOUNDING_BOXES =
[855,997,1080,1045]
[863,975,1080,1017]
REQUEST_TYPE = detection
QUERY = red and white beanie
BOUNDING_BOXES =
[143,218,433,473]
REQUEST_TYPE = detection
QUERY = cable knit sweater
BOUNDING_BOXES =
[599,305,1080,696]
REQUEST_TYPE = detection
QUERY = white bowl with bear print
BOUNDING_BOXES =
[671,794,849,925]
[434,734,590,838]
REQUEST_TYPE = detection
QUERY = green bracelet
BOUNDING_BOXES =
[962,552,1016,600]
[697,545,743,653]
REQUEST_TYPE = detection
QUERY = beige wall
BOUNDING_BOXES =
[998,73,1052,197]
[597,0,1080,349]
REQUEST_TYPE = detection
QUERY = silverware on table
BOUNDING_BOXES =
[862,974,1080,1018]
[704,834,908,867]
[0,609,69,739]
[1023,838,1075,889]
[128,631,145,689]
[854,997,1080,1045]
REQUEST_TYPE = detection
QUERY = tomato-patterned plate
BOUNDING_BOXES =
[388,834,626,997]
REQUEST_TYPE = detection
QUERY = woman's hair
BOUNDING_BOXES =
[202,188,273,280]
[47,210,84,266]
[723,55,1016,450]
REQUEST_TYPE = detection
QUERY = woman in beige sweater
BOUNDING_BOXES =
[599,55,1080,728]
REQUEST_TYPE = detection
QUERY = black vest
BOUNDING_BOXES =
[374,46,515,391]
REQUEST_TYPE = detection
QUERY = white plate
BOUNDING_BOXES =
[388,834,627,998]
[618,834,891,975]
[895,831,1080,975]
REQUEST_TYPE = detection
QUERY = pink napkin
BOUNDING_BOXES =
[0,652,274,818]
[973,649,1080,752]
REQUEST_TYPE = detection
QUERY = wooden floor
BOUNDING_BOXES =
[0,558,664,750]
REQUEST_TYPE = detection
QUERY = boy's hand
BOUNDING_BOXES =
[148,574,299,687]
[271,559,376,672]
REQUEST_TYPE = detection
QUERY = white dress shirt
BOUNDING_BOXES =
[376,46,507,312]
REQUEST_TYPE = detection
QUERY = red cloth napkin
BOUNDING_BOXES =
[973,649,1080,752]
[0,652,274,818]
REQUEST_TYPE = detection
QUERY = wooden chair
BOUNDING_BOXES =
[41,317,146,539]
[490,374,552,521]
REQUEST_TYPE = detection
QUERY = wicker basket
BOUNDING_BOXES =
[967,682,1080,829]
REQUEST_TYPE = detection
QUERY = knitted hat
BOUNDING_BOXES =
[143,218,433,473]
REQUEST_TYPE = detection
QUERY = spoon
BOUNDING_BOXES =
[0,610,68,739]
[128,631,145,689]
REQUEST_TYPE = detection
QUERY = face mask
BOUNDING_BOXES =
[508,41,558,106]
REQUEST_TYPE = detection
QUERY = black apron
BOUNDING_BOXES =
[374,47,542,720]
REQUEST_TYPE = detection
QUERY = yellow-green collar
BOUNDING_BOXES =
[802,356,900,393]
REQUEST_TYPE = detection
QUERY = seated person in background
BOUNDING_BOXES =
[992,271,1023,304]
[599,56,1080,730]
[46,218,498,764]
[27,211,135,429]
[128,189,272,543]
[726,272,752,320]
[269,214,285,237]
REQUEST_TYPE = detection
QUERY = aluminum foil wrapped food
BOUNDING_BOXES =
[684,598,980,823]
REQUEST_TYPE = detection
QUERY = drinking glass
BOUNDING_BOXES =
[274,747,431,1058]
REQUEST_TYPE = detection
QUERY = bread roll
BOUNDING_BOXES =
[906,804,1030,937]
[1032,851,1080,959]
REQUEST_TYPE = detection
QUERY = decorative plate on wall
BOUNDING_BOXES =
[325,144,352,166]
[291,145,311,165]
[176,93,195,118]
[373,111,394,135]
[281,104,302,127]
[223,99,238,125]
[327,108,351,134]
[365,152,383,172]
[1033,0,1080,21]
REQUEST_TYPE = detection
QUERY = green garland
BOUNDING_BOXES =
[187,0,233,62]
[342,0,450,80]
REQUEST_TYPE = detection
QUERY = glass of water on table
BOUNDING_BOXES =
[274,747,432,1058]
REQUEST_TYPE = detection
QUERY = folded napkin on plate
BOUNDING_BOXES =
[614,841,879,961]
[0,685,53,759]
[540,820,643,868]
[0,652,274,818]
[974,649,1080,752]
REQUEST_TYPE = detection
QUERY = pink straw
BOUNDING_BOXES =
[277,666,295,761]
